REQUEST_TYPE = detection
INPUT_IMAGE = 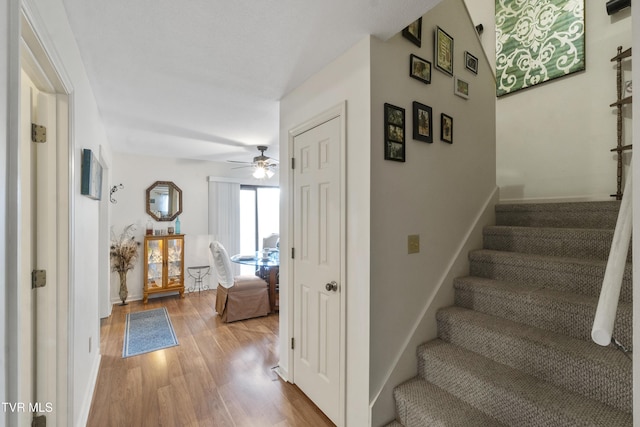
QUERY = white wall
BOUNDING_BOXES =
[280,36,372,427]
[464,0,495,75]
[368,0,496,424]
[18,0,113,424]
[110,152,278,303]
[468,1,632,201]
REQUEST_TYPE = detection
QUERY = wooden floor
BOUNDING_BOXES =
[87,290,334,427]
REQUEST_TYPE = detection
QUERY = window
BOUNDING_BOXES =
[239,185,280,273]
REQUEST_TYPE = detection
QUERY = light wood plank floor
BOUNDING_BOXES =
[87,290,334,427]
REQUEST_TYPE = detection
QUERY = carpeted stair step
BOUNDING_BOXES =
[383,421,404,427]
[453,276,632,349]
[496,201,620,229]
[436,306,632,412]
[417,340,632,426]
[469,249,632,302]
[483,226,631,262]
[393,378,505,427]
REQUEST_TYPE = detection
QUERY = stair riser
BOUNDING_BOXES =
[393,379,505,427]
[483,227,631,262]
[469,253,632,302]
[496,202,620,229]
[454,285,632,350]
[437,311,631,412]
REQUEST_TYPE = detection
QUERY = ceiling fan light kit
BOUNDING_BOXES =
[229,145,279,179]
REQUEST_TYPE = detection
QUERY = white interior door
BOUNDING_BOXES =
[20,68,58,425]
[292,115,343,424]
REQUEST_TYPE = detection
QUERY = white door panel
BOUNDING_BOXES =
[21,68,57,425]
[293,116,342,424]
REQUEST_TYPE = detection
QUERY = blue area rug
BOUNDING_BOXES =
[122,307,179,358]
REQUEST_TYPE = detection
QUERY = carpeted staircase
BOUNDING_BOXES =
[388,201,633,426]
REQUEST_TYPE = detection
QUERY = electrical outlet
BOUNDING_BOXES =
[408,234,420,254]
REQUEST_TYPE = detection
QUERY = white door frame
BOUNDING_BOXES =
[287,102,347,426]
[6,4,74,426]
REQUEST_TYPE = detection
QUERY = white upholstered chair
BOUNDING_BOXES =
[210,241,270,322]
[262,233,279,250]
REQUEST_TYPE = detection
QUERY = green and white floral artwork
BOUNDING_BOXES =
[496,0,585,96]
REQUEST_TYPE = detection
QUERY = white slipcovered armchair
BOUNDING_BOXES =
[210,241,270,322]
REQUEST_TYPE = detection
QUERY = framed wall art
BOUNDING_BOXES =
[465,51,478,74]
[412,102,432,143]
[384,103,406,162]
[402,17,422,47]
[81,148,103,200]
[441,113,453,144]
[495,0,585,96]
[454,76,469,99]
[410,54,431,84]
[435,26,454,76]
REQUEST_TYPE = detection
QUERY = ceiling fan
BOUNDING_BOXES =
[228,145,279,179]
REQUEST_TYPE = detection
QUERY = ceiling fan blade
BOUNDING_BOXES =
[231,165,254,169]
[227,160,253,164]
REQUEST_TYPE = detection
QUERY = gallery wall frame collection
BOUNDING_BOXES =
[410,54,431,85]
[434,26,454,76]
[402,17,422,47]
[387,20,481,160]
[412,102,433,143]
[384,103,406,162]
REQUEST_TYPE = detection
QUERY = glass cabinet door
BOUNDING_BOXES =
[166,237,183,287]
[146,238,164,290]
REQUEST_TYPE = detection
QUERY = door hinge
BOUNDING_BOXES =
[32,269,47,289]
[31,123,47,143]
[291,248,295,259]
[291,337,295,350]
[32,415,46,427]
[291,157,295,169]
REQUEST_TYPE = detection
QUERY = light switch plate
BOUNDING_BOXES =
[408,234,420,254]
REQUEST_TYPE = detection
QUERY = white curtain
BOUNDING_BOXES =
[208,179,241,275]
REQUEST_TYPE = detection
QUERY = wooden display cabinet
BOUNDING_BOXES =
[143,234,185,303]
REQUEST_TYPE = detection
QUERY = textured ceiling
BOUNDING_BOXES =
[61,0,441,163]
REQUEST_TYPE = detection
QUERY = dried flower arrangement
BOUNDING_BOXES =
[110,224,140,305]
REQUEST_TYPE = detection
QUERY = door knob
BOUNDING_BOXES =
[325,281,338,292]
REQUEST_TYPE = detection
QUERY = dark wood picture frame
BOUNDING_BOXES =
[384,103,406,162]
[410,54,431,85]
[465,51,478,74]
[441,113,453,144]
[435,26,454,76]
[402,17,422,47]
[412,102,433,143]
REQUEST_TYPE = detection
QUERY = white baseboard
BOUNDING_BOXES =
[499,194,615,204]
[75,353,101,427]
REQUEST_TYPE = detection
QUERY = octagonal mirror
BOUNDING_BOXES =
[146,181,182,221]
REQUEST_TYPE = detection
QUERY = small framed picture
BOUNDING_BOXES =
[412,102,432,143]
[441,113,453,144]
[81,148,103,200]
[410,54,431,85]
[454,76,469,99]
[402,18,422,47]
[465,51,478,74]
[384,103,406,162]
[435,26,454,76]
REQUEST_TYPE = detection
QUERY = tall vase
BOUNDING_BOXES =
[118,270,128,305]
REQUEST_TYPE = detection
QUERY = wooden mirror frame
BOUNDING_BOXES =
[145,181,183,221]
